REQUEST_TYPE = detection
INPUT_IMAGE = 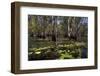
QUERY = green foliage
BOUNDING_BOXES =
[28,41,87,60]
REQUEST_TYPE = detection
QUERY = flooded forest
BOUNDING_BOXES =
[28,15,88,60]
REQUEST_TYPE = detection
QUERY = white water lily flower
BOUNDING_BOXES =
[35,51,41,54]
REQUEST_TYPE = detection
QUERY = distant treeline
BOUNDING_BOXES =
[28,15,88,42]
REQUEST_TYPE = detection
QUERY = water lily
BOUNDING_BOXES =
[35,51,41,54]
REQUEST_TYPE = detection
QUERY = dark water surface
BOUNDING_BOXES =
[81,48,87,58]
